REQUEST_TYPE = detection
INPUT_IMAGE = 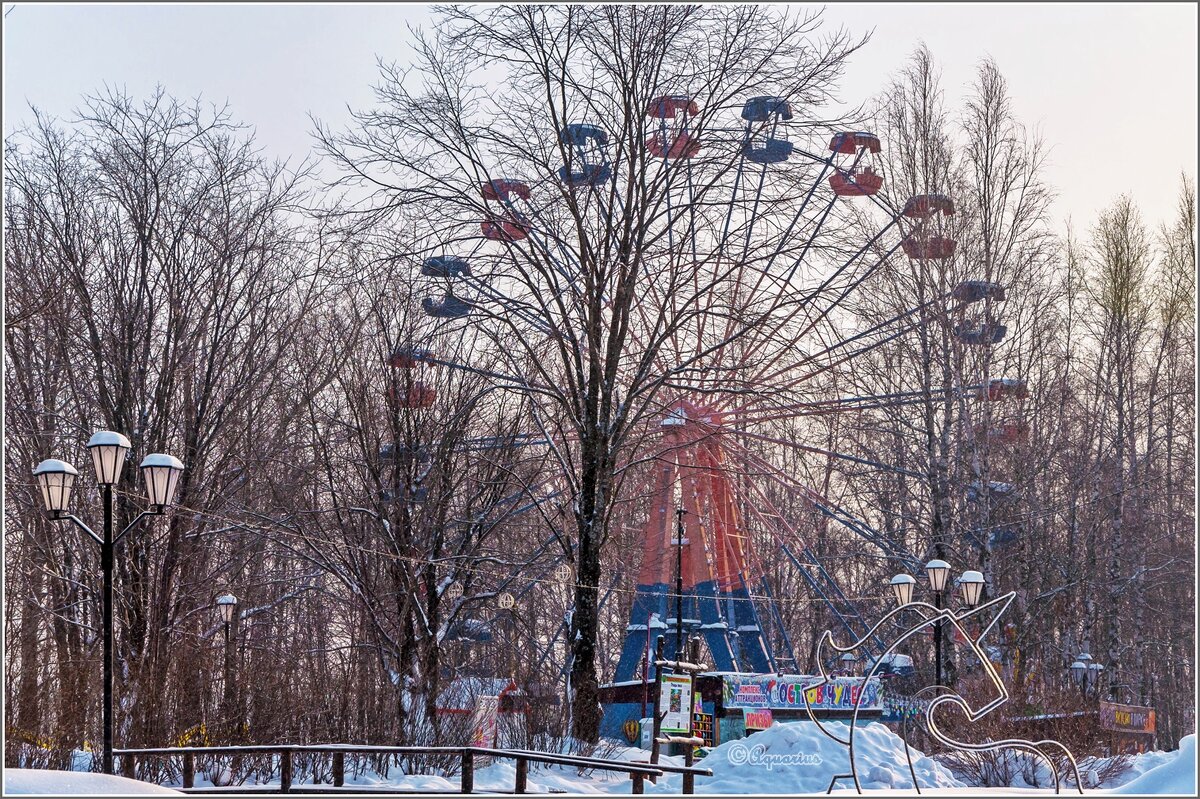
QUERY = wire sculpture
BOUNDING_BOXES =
[802,591,1083,794]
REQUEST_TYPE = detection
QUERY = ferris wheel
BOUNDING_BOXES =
[383,90,1025,680]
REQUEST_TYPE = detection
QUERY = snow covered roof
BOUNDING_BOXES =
[436,677,523,710]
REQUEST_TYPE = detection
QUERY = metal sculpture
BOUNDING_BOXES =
[801,591,1084,794]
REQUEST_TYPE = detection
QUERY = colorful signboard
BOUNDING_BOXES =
[722,675,882,712]
[743,707,774,731]
[660,674,694,734]
[1100,702,1156,734]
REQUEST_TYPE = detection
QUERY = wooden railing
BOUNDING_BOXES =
[114,744,712,795]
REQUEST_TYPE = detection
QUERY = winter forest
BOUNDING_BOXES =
[3,4,1196,792]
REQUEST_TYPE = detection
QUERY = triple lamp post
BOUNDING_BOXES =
[32,432,184,775]
[1070,651,1106,698]
[888,560,986,687]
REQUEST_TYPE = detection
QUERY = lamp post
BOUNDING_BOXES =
[32,434,183,775]
[924,559,951,687]
[216,594,238,737]
[673,508,687,661]
[498,592,516,679]
[1070,652,1104,698]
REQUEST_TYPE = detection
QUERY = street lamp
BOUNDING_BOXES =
[32,434,183,775]
[924,559,952,688]
[215,594,238,739]
[140,453,185,511]
[958,571,986,607]
[498,592,516,679]
[87,431,131,486]
[32,459,79,518]
[217,593,238,625]
[889,574,916,607]
[924,559,951,593]
[1070,652,1104,698]
[841,652,858,676]
[1070,659,1087,688]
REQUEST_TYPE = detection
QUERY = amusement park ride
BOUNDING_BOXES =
[379,94,1027,715]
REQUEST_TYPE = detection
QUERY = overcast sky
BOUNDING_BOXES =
[4,2,1196,232]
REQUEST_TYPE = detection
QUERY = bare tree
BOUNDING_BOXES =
[314,4,866,741]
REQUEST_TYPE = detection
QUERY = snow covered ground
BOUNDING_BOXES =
[642,721,963,794]
[6,727,1193,795]
[3,770,183,795]
[1106,735,1196,795]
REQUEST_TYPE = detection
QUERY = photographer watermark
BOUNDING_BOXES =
[726,742,823,770]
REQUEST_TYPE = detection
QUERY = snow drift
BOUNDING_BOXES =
[645,720,964,794]
[3,769,183,795]
[1109,735,1196,795]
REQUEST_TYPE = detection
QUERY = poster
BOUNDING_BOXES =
[470,695,500,748]
[659,674,693,734]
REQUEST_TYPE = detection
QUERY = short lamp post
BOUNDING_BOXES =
[216,594,238,736]
[32,435,183,775]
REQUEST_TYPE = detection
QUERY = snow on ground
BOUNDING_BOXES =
[643,721,964,795]
[1107,735,1196,795]
[11,729,1192,795]
[3,770,183,795]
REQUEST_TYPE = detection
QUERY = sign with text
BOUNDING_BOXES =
[659,674,694,734]
[1100,702,1155,734]
[722,675,882,711]
[743,707,774,731]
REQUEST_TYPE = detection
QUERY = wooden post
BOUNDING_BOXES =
[122,754,135,780]
[280,749,292,794]
[514,757,528,794]
[333,751,345,787]
[631,773,644,794]
[649,635,666,770]
[683,748,695,794]
[460,750,474,793]
[182,752,195,790]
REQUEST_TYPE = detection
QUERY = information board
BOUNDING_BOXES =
[659,674,693,734]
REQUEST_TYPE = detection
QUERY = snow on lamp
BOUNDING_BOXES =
[85,431,131,486]
[958,570,985,607]
[216,593,238,625]
[924,559,951,593]
[889,574,915,607]
[32,459,80,517]
[140,453,184,510]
